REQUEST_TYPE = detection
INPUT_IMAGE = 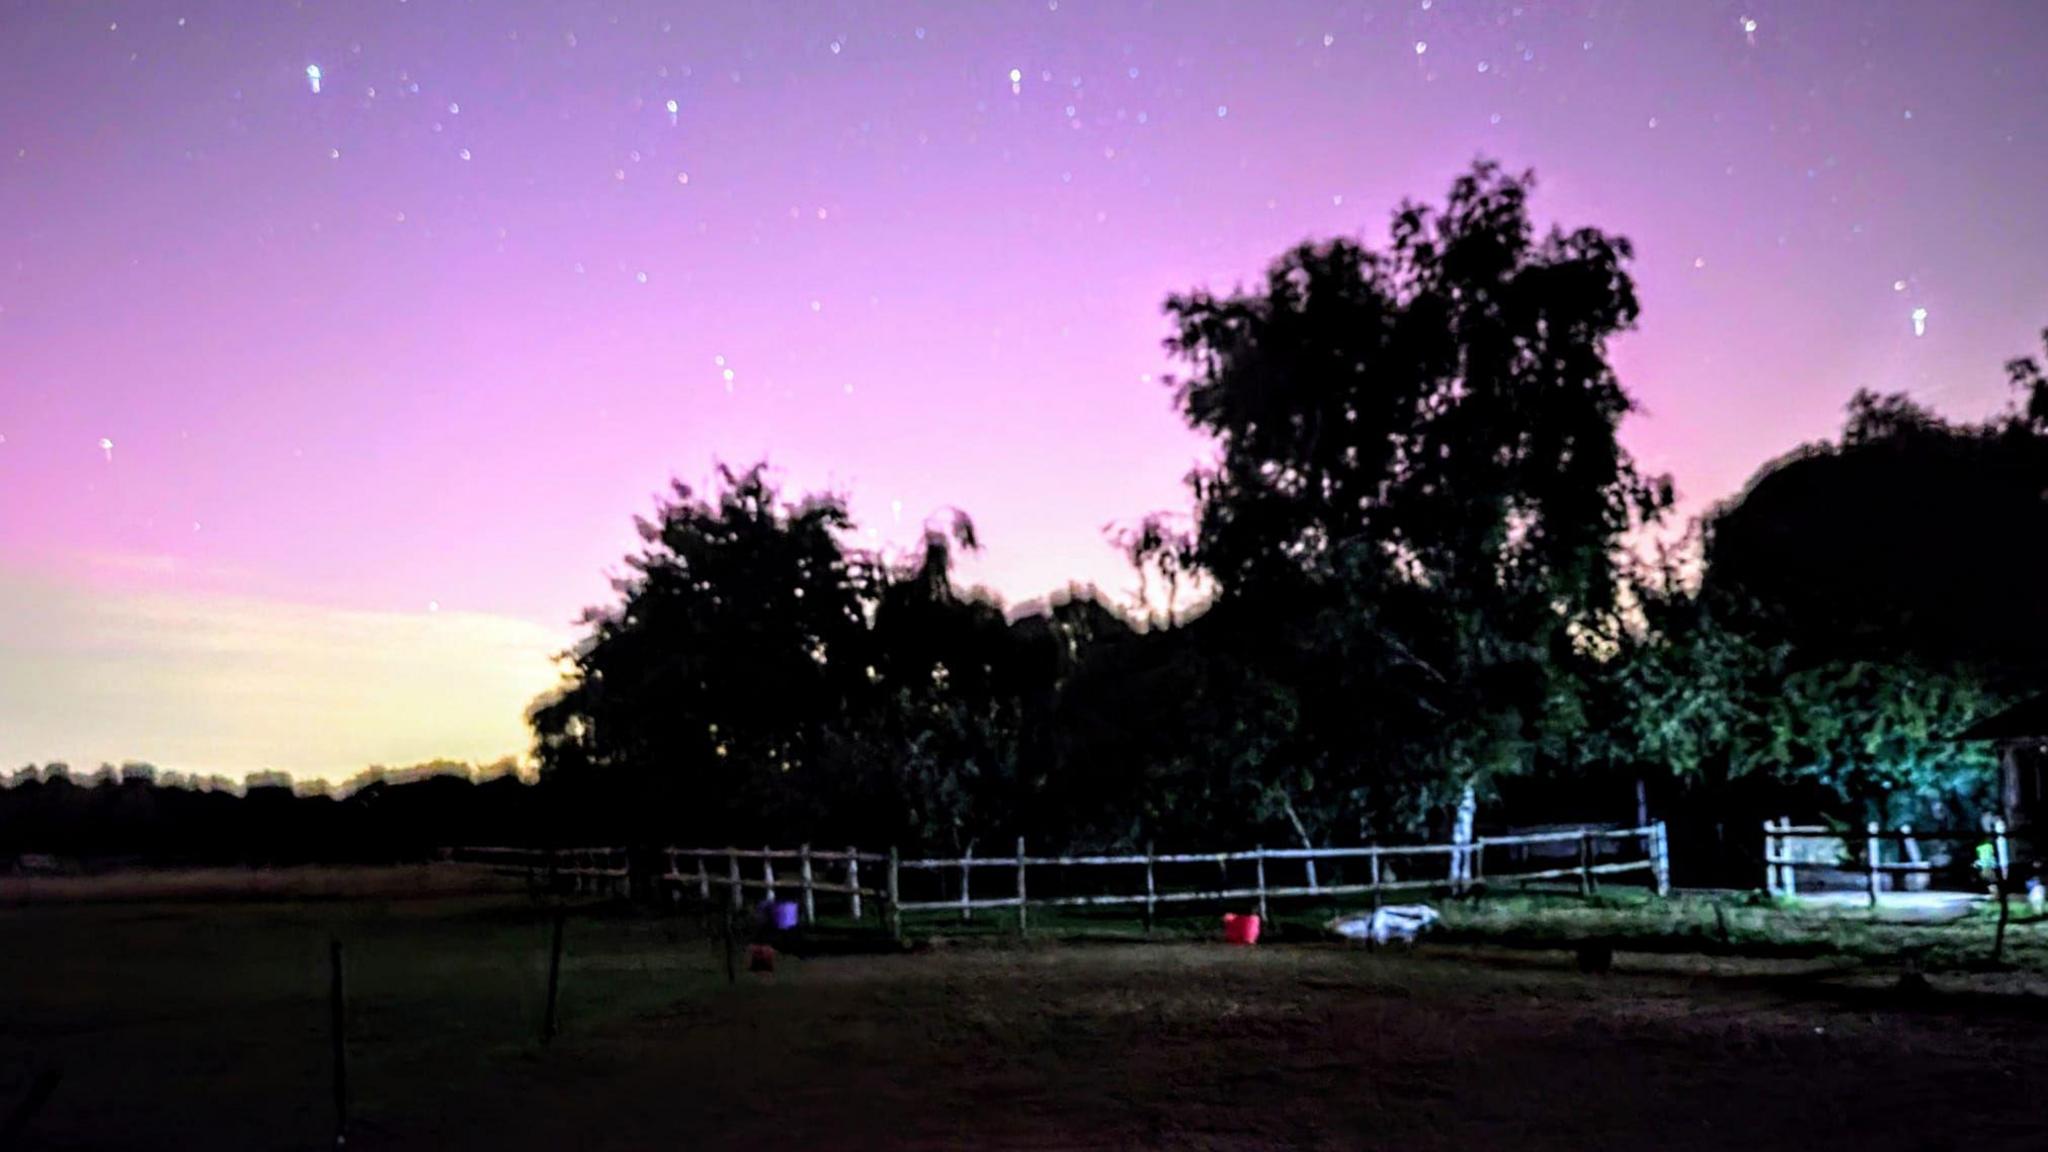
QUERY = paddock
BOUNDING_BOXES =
[3,880,2048,1149]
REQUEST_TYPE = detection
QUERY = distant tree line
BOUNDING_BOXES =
[0,760,550,866]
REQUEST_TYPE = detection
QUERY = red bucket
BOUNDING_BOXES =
[1222,913,1262,945]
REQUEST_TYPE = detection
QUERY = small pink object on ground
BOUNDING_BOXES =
[1222,913,1262,945]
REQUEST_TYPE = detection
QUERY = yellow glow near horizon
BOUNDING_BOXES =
[0,568,566,784]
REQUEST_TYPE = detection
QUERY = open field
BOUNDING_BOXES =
[5,875,2048,1149]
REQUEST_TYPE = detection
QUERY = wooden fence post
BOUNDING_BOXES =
[790,844,806,922]
[1865,821,1881,909]
[1900,824,1923,892]
[1254,847,1268,920]
[1761,815,1777,897]
[1143,841,1157,935]
[960,844,974,923]
[846,847,862,920]
[1994,817,2013,963]
[798,844,815,922]
[727,848,742,911]
[762,847,776,905]
[329,939,348,1148]
[1653,821,1671,896]
[1454,783,1477,895]
[1369,847,1382,908]
[886,847,903,942]
[1015,837,1028,935]
[1763,818,1777,897]
[696,855,711,902]
[1577,831,1593,897]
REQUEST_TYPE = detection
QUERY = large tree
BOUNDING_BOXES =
[529,465,882,842]
[1152,161,1670,838]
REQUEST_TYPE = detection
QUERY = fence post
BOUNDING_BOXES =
[1901,824,1925,893]
[800,844,815,925]
[1763,819,1776,897]
[1370,847,1382,908]
[727,848,742,911]
[763,847,776,905]
[1015,837,1028,936]
[1774,817,1792,897]
[847,846,862,920]
[542,909,565,1043]
[1993,817,2013,964]
[1254,847,1268,920]
[1143,841,1157,935]
[961,844,974,923]
[1780,817,1794,897]
[329,939,348,1148]
[1653,820,1671,896]
[1577,830,1593,897]
[1453,784,1476,894]
[697,855,711,902]
[886,847,903,942]
[1863,821,1881,909]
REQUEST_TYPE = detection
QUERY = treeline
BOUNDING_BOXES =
[529,163,2048,878]
[15,164,2046,879]
[0,761,559,865]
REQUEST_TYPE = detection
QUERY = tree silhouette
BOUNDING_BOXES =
[1146,160,1670,837]
[1705,333,2048,675]
[530,464,881,843]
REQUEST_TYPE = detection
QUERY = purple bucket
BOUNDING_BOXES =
[767,899,800,932]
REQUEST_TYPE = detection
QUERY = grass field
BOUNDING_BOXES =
[5,869,2048,1149]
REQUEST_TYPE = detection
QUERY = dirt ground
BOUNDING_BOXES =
[4,887,2047,1150]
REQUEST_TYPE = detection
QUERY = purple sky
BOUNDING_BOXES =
[4,1,2047,779]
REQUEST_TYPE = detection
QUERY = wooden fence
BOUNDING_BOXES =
[1762,817,2009,906]
[453,845,630,895]
[454,822,1670,940]
[661,846,890,925]
[652,822,1667,939]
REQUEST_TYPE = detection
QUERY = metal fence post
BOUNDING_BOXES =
[847,846,862,920]
[762,847,776,905]
[1254,847,1268,920]
[1866,821,1881,909]
[542,910,566,1043]
[727,848,742,911]
[697,855,711,902]
[329,939,348,1147]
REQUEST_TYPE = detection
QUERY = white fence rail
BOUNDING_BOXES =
[885,825,1668,935]
[1762,817,2009,906]
[454,821,1670,940]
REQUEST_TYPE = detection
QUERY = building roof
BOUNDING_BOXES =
[1957,693,2048,743]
